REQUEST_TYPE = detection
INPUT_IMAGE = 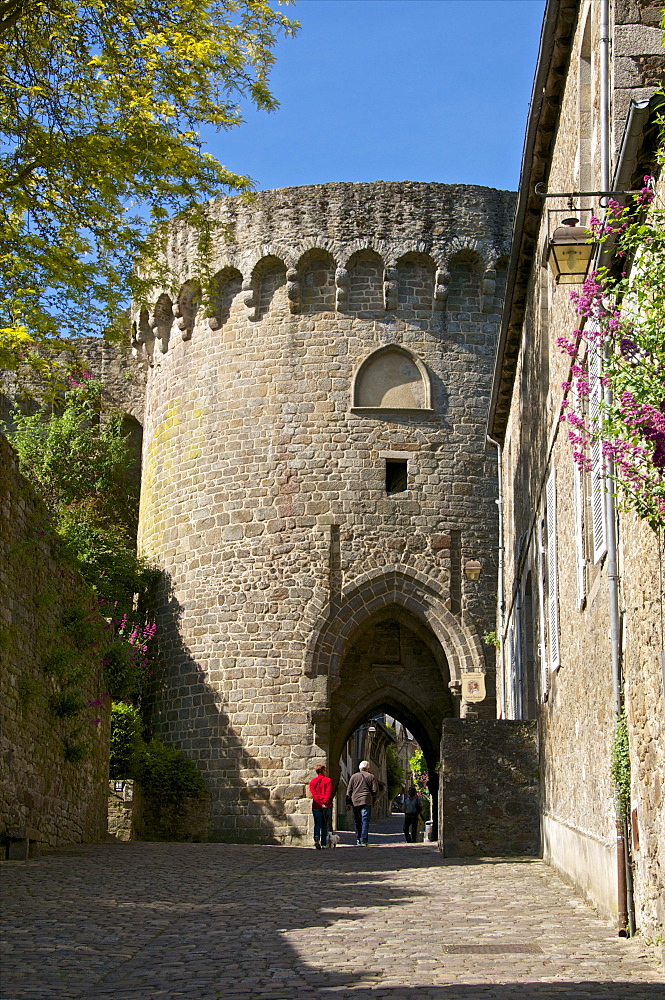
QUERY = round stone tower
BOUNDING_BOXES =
[133,181,515,843]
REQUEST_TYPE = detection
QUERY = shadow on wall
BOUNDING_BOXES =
[141,569,303,844]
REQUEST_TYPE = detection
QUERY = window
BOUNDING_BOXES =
[385,460,407,495]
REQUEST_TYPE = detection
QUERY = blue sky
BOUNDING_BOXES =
[206,0,547,195]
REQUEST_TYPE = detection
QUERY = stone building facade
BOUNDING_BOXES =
[489,0,664,937]
[133,181,515,843]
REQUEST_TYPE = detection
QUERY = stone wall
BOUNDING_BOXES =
[0,435,110,849]
[135,181,515,843]
[107,779,211,842]
[491,0,664,937]
[439,720,539,857]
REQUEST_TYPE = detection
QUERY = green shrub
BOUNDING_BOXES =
[109,701,143,779]
[63,733,88,763]
[133,739,206,799]
[49,688,86,718]
[611,712,631,811]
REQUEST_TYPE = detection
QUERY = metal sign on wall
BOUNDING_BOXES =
[462,672,486,703]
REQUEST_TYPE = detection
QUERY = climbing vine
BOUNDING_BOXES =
[558,176,665,531]
[610,712,631,811]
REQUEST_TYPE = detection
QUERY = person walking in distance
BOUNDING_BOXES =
[309,764,333,849]
[345,760,379,846]
[403,785,422,843]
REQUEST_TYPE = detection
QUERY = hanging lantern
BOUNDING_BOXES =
[547,215,595,284]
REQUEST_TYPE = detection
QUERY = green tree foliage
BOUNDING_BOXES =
[110,701,143,778]
[385,743,404,800]
[409,747,429,794]
[133,738,207,798]
[0,0,297,375]
[110,701,205,796]
[7,377,157,616]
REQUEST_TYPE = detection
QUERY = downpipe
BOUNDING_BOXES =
[487,435,505,717]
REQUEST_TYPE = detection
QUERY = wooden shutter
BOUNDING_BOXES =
[573,459,586,609]
[546,467,560,671]
[588,344,607,563]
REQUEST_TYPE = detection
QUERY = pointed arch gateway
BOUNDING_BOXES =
[306,567,486,839]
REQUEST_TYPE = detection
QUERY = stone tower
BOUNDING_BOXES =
[133,181,515,843]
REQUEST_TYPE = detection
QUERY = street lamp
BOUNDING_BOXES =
[464,559,482,582]
[546,215,595,285]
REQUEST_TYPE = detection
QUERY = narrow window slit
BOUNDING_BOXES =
[386,460,407,495]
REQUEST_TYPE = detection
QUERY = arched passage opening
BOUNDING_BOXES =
[328,604,455,840]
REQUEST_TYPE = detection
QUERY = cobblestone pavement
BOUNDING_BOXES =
[1,817,663,1000]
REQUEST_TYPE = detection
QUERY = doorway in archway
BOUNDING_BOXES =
[337,713,432,840]
[328,604,455,840]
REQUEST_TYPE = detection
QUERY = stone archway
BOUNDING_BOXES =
[328,604,456,840]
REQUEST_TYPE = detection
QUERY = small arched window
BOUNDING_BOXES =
[352,346,432,411]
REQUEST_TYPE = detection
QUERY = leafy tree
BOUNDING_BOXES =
[0,0,297,376]
[409,747,429,794]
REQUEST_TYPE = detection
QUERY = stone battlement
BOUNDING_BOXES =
[131,182,515,362]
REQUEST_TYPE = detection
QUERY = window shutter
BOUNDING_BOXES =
[588,344,607,563]
[546,467,560,671]
[573,459,586,609]
[508,625,516,719]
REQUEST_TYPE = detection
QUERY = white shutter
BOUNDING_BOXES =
[537,516,548,693]
[546,467,560,671]
[508,625,516,719]
[573,459,586,609]
[588,344,607,563]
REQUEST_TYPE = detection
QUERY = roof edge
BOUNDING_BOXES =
[487,0,580,442]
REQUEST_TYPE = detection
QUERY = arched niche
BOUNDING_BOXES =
[298,249,336,313]
[347,249,385,314]
[352,346,432,411]
[447,250,482,319]
[208,267,243,330]
[396,252,436,315]
[253,255,287,320]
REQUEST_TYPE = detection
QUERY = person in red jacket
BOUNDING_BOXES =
[309,764,334,849]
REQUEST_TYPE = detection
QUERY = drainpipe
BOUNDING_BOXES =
[599,0,631,936]
[515,588,524,720]
[487,435,505,718]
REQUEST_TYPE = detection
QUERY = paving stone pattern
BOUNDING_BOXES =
[1,820,663,1000]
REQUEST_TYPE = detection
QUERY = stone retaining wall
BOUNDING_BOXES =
[440,719,539,856]
[0,435,110,849]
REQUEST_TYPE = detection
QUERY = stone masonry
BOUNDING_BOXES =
[134,181,515,843]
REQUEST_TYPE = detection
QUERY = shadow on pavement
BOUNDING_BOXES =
[2,831,662,1000]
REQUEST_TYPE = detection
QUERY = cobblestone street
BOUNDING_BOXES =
[2,817,663,1000]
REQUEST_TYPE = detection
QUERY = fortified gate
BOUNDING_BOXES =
[133,181,515,843]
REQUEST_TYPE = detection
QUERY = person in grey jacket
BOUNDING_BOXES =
[345,761,379,846]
